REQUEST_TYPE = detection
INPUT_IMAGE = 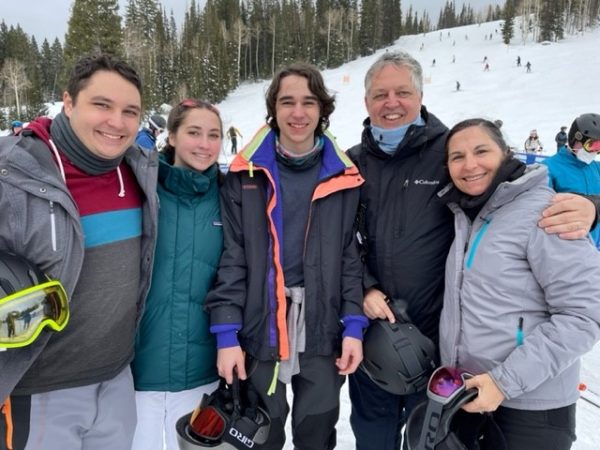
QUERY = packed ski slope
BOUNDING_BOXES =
[212,19,600,449]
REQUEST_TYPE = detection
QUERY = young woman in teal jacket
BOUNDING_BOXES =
[131,99,224,450]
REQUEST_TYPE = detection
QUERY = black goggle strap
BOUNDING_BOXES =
[416,399,445,450]
[230,371,242,420]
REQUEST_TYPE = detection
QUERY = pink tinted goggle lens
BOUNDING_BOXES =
[428,367,468,398]
[583,139,600,152]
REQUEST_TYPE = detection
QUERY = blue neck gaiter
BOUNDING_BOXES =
[370,115,425,155]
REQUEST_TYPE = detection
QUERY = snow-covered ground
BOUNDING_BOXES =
[3,17,599,449]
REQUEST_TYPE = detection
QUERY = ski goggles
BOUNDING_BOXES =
[0,280,69,349]
[414,367,478,449]
[582,138,600,153]
[427,366,474,404]
[188,401,228,442]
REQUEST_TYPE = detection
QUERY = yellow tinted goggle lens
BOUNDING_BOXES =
[0,281,69,348]
[582,139,600,152]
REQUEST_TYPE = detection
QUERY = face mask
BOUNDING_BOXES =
[575,148,596,165]
[370,115,425,155]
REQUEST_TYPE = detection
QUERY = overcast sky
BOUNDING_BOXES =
[2,0,503,44]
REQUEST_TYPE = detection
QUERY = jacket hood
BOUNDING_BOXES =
[22,116,53,147]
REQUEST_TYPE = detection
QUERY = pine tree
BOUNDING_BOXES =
[124,0,162,109]
[502,0,516,45]
[381,0,402,46]
[358,0,381,55]
[22,36,47,119]
[63,0,123,80]
[539,0,564,41]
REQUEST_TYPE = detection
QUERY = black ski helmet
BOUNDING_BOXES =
[568,113,600,148]
[360,299,438,395]
[148,114,166,132]
[176,375,271,449]
[0,251,47,297]
[405,389,478,450]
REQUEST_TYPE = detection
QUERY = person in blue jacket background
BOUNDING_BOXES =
[135,114,166,151]
[543,113,600,249]
[131,99,224,450]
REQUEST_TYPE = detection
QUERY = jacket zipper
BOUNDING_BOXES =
[465,217,491,269]
[49,200,57,251]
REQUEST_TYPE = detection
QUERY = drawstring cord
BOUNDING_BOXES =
[116,166,125,198]
[49,138,125,198]
[48,139,66,183]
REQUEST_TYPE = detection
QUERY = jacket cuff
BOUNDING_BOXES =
[342,315,369,340]
[210,324,241,349]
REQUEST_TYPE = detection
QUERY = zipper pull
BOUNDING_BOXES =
[267,361,280,396]
[249,161,254,178]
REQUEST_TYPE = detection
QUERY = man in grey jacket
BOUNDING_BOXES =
[0,54,158,450]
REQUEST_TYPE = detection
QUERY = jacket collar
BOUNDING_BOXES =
[158,154,217,197]
[361,106,448,160]
[230,125,360,180]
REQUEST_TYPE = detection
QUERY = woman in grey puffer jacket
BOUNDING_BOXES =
[438,118,600,450]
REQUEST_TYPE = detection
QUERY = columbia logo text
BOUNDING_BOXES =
[414,179,440,185]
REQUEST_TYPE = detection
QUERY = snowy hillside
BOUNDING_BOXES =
[216,19,600,161]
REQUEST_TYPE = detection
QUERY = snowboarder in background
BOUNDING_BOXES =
[484,63,490,71]
[227,125,242,154]
[517,56,522,67]
[526,61,532,72]
[456,81,461,91]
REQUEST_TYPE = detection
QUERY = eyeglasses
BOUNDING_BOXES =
[0,280,69,348]
[189,403,227,441]
[427,366,473,403]
[582,138,600,153]
[179,98,221,116]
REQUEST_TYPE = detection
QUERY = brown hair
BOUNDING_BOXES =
[67,54,142,104]
[162,98,223,159]
[265,62,335,137]
[445,118,510,164]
